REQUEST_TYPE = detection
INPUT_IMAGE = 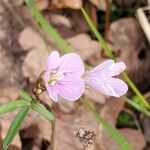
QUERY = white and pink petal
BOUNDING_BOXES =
[56,76,85,101]
[58,53,84,76]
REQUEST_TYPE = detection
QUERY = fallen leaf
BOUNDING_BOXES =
[67,33,101,60]
[108,18,150,91]
[34,0,49,11]
[19,27,49,82]
[89,0,112,11]
[50,0,82,9]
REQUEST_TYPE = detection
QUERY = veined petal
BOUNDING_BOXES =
[84,75,118,97]
[85,60,114,80]
[46,85,59,102]
[109,62,126,76]
[59,53,84,76]
[106,78,128,97]
[84,75,128,97]
[56,76,85,101]
[46,51,60,71]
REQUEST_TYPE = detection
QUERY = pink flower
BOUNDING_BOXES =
[84,60,128,97]
[44,51,85,102]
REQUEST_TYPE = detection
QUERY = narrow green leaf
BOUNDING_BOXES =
[80,7,150,109]
[124,97,150,117]
[3,106,30,150]
[81,98,133,150]
[19,89,32,102]
[0,100,30,116]
[31,101,55,122]
[80,7,115,60]
[25,0,71,53]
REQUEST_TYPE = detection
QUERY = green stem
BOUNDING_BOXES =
[80,6,150,109]
[122,72,150,108]
[50,120,55,150]
[80,98,133,150]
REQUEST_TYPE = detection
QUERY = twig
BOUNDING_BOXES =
[104,0,110,39]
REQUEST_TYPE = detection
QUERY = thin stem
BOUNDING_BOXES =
[122,72,150,109]
[80,97,133,150]
[49,120,55,150]
[80,6,150,109]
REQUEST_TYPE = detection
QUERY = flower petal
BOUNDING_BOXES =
[46,51,60,71]
[58,53,84,76]
[84,75,128,97]
[46,85,59,102]
[56,76,85,101]
[109,62,126,76]
[106,78,128,97]
[85,60,114,80]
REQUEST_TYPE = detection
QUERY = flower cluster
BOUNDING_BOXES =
[43,51,128,102]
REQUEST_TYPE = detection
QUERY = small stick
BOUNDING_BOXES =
[104,0,110,39]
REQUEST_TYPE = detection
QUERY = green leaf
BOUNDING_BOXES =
[3,106,30,150]
[31,101,55,122]
[19,89,32,102]
[25,0,71,53]
[80,7,150,109]
[81,98,133,150]
[0,100,30,116]
[124,97,150,117]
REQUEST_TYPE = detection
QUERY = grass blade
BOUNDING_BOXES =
[31,101,55,122]
[0,100,30,116]
[3,106,30,150]
[81,98,133,150]
[25,0,71,53]
[124,97,150,117]
[80,7,150,109]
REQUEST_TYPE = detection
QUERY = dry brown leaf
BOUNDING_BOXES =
[49,13,72,28]
[119,128,146,150]
[58,98,75,113]
[100,98,125,126]
[50,0,82,9]
[98,99,146,150]
[89,0,112,11]
[108,18,150,91]
[84,88,106,104]
[115,0,135,7]
[34,0,49,11]
[19,27,49,82]
[67,33,101,60]
[54,106,107,150]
